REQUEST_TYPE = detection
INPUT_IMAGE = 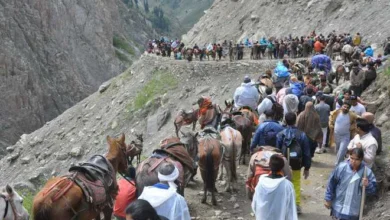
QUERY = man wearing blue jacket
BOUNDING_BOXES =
[276,112,312,214]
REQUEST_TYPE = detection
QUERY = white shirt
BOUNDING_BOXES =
[347,133,378,168]
[350,103,366,116]
[252,175,298,220]
[257,95,276,115]
[139,186,191,220]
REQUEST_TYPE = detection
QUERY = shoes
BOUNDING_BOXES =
[315,147,322,154]
[297,205,302,215]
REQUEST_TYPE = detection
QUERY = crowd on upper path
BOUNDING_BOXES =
[146,31,390,62]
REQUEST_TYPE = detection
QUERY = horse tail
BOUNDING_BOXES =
[230,131,237,182]
[205,144,215,190]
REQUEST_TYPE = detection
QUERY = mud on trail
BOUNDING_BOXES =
[184,147,336,220]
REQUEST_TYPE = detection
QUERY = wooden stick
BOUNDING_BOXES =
[287,148,290,165]
[359,166,367,220]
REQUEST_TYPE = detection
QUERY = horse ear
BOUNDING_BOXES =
[120,133,125,144]
[106,135,112,144]
[6,184,13,195]
[225,100,228,107]
[194,132,199,138]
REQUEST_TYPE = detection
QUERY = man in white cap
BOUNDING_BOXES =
[138,162,191,220]
[233,76,260,111]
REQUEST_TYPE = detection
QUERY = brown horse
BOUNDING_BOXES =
[135,136,197,196]
[32,134,133,220]
[198,128,222,205]
[218,122,242,192]
[174,109,199,137]
[223,102,253,165]
[128,133,143,165]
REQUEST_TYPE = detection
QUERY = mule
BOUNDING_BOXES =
[223,101,253,165]
[32,134,133,220]
[197,128,222,205]
[0,185,29,220]
[128,133,144,165]
[174,109,199,137]
[218,119,242,192]
[135,136,197,196]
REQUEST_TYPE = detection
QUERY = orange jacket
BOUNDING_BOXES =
[314,41,324,52]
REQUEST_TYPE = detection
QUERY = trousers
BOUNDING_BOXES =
[335,132,350,165]
[292,169,301,206]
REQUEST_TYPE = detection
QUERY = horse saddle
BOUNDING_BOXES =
[69,155,116,207]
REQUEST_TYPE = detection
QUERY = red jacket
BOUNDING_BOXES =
[113,179,136,218]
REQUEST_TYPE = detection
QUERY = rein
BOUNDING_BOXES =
[0,194,19,220]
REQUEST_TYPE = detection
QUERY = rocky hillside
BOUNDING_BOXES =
[0,0,159,156]
[183,0,390,45]
[0,55,279,189]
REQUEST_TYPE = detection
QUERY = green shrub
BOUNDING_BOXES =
[385,65,390,76]
[17,189,35,216]
[133,70,178,110]
[113,36,135,55]
[115,50,131,63]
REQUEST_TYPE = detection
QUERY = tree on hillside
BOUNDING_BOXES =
[134,0,139,8]
[143,0,149,13]
[151,6,169,32]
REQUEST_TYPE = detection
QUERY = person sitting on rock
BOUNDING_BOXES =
[233,76,259,112]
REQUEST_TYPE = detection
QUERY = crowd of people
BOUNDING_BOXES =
[114,31,387,220]
[146,31,390,63]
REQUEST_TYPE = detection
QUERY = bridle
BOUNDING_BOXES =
[0,194,20,220]
[116,140,136,187]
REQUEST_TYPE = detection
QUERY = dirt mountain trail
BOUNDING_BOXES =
[183,143,335,220]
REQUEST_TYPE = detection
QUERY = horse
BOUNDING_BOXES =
[197,127,222,205]
[174,109,199,137]
[128,133,144,165]
[0,185,29,220]
[32,134,134,220]
[223,101,253,165]
[135,136,197,196]
[218,116,242,192]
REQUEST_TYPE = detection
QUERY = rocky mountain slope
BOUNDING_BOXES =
[183,0,390,45]
[0,0,159,156]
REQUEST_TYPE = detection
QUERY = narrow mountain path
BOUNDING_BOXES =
[185,150,336,219]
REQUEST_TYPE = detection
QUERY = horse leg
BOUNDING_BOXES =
[201,182,207,204]
[218,160,224,180]
[224,159,231,192]
[192,121,196,131]
[102,206,112,220]
[211,176,217,206]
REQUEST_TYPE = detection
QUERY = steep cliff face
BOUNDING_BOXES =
[183,0,390,45]
[0,0,156,155]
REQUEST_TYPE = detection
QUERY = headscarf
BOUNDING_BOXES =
[158,165,179,190]
[198,96,213,116]
[296,102,323,143]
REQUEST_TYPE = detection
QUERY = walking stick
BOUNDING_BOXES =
[287,148,290,165]
[359,167,367,220]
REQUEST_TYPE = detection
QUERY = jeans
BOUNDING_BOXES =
[321,127,328,146]
[335,132,350,165]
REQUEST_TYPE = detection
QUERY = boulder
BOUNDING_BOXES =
[147,108,171,136]
[98,81,111,93]
[70,146,84,158]
[21,156,31,164]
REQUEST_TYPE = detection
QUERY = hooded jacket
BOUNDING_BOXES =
[234,82,260,111]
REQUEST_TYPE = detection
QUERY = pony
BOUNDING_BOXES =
[128,133,144,165]
[135,135,197,196]
[197,127,222,205]
[223,100,253,165]
[0,185,29,220]
[218,116,242,192]
[173,109,199,137]
[32,134,133,220]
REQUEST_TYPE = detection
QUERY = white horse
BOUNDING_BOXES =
[0,185,29,220]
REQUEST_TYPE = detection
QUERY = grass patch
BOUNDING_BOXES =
[115,50,131,63]
[384,64,390,76]
[113,35,135,55]
[132,70,178,111]
[17,189,35,216]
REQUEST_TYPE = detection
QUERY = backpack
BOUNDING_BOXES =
[267,96,283,121]
[281,130,303,170]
